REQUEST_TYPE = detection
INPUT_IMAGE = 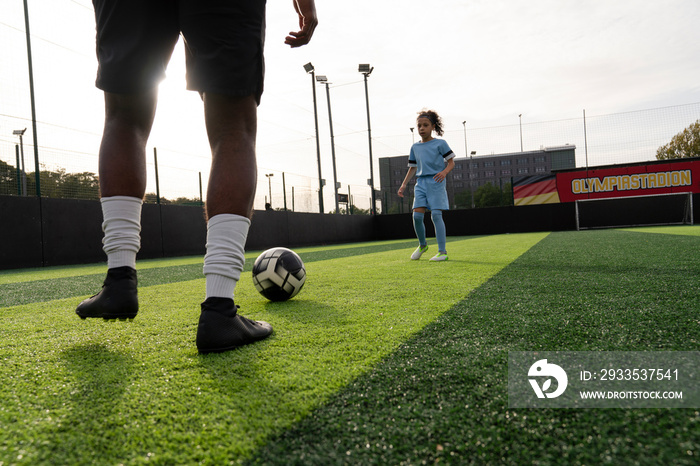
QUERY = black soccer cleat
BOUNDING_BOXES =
[76,266,138,321]
[196,297,273,354]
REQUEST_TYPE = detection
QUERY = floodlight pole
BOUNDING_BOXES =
[282,172,287,210]
[304,63,324,214]
[463,121,471,209]
[583,109,589,170]
[462,121,468,157]
[13,128,27,196]
[470,150,476,208]
[15,145,22,196]
[265,173,274,208]
[519,113,523,152]
[198,172,203,206]
[153,147,161,204]
[319,79,340,215]
[23,0,41,196]
[359,64,376,215]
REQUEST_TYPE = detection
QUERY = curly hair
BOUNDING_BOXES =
[416,109,444,136]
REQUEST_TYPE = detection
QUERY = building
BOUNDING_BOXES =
[378,145,576,213]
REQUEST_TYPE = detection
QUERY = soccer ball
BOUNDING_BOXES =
[251,247,306,301]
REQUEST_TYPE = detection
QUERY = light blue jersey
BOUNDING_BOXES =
[408,138,455,177]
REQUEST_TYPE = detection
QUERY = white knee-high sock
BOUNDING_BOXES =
[203,214,251,299]
[101,196,143,269]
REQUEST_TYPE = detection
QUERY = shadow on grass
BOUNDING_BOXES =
[244,229,700,465]
[260,298,341,323]
[194,300,345,373]
[36,344,137,463]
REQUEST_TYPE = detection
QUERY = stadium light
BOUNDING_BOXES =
[410,127,415,144]
[359,64,376,214]
[13,128,27,196]
[304,63,324,214]
[315,75,340,214]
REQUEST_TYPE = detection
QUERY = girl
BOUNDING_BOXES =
[398,109,455,261]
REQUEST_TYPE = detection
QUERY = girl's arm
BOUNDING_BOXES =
[398,167,417,197]
[433,157,455,183]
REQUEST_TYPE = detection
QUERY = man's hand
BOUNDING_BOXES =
[285,0,318,47]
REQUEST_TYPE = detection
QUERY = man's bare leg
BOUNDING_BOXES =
[197,93,272,353]
[76,90,157,320]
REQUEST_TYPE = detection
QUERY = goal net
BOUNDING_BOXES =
[576,192,694,230]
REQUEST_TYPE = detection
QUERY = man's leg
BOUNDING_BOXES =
[98,91,157,199]
[202,93,257,299]
[202,93,257,219]
[100,91,157,269]
[76,91,157,320]
[196,93,272,353]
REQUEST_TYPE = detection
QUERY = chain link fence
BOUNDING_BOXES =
[3,103,698,213]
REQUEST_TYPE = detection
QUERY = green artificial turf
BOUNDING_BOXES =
[249,228,700,465]
[0,233,546,465]
[1,227,698,465]
[621,224,700,237]
[0,239,426,307]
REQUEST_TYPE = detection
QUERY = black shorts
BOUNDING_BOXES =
[93,0,266,102]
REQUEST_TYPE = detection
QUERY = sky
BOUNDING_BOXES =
[2,0,699,210]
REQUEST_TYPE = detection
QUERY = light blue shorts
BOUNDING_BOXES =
[413,176,449,211]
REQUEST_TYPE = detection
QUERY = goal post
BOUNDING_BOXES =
[575,192,694,230]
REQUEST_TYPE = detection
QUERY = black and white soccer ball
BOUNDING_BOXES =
[251,247,306,301]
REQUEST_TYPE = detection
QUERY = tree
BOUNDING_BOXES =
[474,183,501,208]
[143,193,202,205]
[27,168,100,200]
[328,204,371,215]
[656,119,700,160]
[0,160,19,195]
[473,182,513,208]
[454,189,473,209]
[0,163,203,203]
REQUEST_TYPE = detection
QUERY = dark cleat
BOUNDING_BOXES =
[76,266,138,321]
[196,297,273,354]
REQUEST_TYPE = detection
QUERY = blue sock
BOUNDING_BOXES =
[413,211,427,246]
[432,210,447,253]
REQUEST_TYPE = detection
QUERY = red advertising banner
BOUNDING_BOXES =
[556,159,700,203]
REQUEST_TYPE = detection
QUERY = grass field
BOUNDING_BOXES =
[1,227,698,465]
